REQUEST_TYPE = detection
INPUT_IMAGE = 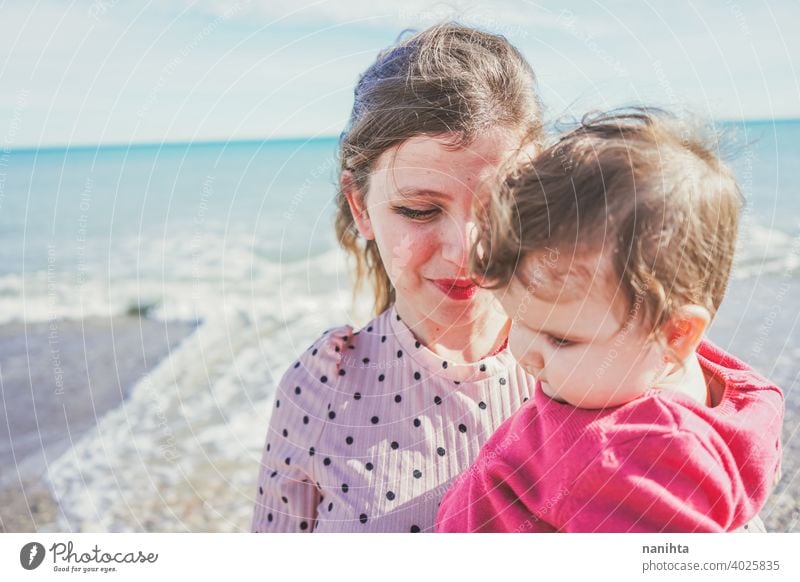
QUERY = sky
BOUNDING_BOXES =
[1,0,799,148]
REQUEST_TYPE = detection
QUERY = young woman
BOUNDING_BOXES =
[251,22,544,532]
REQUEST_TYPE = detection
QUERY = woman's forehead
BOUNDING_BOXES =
[369,129,520,194]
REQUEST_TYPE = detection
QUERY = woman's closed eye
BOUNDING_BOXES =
[393,206,441,221]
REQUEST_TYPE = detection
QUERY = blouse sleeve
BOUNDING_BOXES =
[251,325,352,532]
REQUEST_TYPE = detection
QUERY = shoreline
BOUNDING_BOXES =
[706,275,799,532]
[1,271,797,533]
[0,315,199,532]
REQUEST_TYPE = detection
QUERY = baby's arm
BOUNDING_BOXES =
[436,459,557,533]
[435,408,559,533]
[559,430,762,532]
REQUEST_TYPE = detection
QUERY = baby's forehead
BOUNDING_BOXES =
[513,250,616,304]
[498,251,633,340]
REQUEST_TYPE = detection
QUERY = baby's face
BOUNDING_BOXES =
[498,254,669,409]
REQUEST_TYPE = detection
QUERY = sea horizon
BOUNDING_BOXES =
[7,115,800,154]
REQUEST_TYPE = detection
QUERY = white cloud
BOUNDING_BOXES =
[188,0,569,32]
[2,0,798,146]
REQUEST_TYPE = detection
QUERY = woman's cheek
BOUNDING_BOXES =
[506,323,526,360]
[386,225,437,286]
[385,232,413,285]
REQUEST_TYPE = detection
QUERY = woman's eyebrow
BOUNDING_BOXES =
[394,187,451,201]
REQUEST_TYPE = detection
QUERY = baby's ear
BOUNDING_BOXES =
[662,305,711,362]
[341,171,375,240]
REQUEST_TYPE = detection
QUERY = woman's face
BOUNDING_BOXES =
[346,128,520,330]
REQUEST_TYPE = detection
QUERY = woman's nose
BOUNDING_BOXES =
[441,218,477,270]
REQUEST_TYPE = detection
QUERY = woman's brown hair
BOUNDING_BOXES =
[335,22,544,316]
[473,108,743,335]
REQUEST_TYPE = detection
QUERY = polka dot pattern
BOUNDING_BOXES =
[251,305,537,533]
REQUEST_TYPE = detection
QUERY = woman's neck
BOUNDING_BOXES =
[394,301,511,364]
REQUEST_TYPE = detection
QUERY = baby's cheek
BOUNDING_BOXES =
[597,346,620,372]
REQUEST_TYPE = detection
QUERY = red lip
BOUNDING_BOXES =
[433,278,478,300]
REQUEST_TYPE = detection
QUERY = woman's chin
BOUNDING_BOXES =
[428,293,495,323]
[397,282,495,324]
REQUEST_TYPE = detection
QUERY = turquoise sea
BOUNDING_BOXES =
[1,121,799,310]
[0,120,798,532]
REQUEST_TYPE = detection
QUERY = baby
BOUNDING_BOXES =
[435,109,784,532]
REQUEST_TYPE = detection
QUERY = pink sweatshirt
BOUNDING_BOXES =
[435,341,784,533]
[251,306,537,532]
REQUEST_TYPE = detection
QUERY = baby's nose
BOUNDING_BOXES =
[524,351,545,373]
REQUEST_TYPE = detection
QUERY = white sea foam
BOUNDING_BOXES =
[732,222,800,279]
[2,217,795,326]
[43,242,374,532]
[0,224,346,324]
[35,217,799,532]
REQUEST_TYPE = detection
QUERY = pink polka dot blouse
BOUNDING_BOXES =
[251,305,536,532]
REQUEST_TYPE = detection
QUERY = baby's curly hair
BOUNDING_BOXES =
[472,107,743,334]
